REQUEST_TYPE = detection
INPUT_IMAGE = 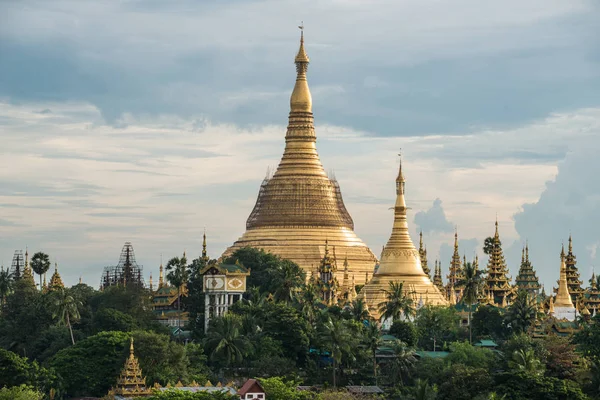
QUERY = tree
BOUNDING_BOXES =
[505,291,537,334]
[145,390,237,399]
[457,261,482,343]
[165,255,189,334]
[378,281,416,322]
[573,313,600,362]
[387,340,417,386]
[259,377,317,400]
[349,298,371,323]
[204,314,249,367]
[446,341,495,370]
[0,349,59,394]
[494,370,589,400]
[0,267,13,308]
[389,320,418,347]
[410,379,437,400]
[472,305,508,341]
[437,365,493,400]
[415,306,460,351]
[542,335,580,380]
[295,284,320,326]
[318,317,357,387]
[483,237,498,255]
[92,307,137,333]
[50,288,82,345]
[30,252,50,291]
[509,349,544,375]
[271,260,305,303]
[0,385,43,400]
[362,323,382,385]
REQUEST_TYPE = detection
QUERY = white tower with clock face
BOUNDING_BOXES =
[201,262,250,332]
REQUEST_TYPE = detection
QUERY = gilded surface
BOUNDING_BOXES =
[361,158,447,319]
[223,30,377,282]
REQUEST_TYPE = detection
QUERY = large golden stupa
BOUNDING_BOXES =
[362,157,447,318]
[223,29,377,283]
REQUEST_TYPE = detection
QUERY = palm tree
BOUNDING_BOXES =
[272,261,303,303]
[457,261,482,343]
[509,349,543,375]
[165,255,189,335]
[483,237,499,255]
[204,314,249,366]
[296,283,319,326]
[389,340,417,386]
[411,379,437,400]
[506,291,537,334]
[0,267,13,308]
[30,252,50,291]
[378,281,415,323]
[51,288,82,345]
[363,323,382,386]
[318,317,356,387]
[350,298,371,322]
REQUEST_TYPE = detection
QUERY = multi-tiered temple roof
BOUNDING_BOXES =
[418,232,430,278]
[109,338,152,398]
[515,244,540,296]
[584,273,600,316]
[446,230,464,302]
[315,240,340,306]
[222,29,377,283]
[563,236,584,304]
[432,260,445,296]
[483,221,513,306]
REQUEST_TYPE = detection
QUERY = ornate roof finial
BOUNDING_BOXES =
[525,241,529,262]
[130,337,135,358]
[290,22,311,113]
[454,227,459,250]
[568,234,573,253]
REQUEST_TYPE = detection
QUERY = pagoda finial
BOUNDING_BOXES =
[159,255,164,288]
[454,228,459,250]
[130,337,135,358]
[525,241,529,262]
[202,230,208,261]
[290,23,311,113]
[494,217,499,238]
[521,247,525,264]
[419,230,423,249]
[568,234,573,253]
[560,243,565,259]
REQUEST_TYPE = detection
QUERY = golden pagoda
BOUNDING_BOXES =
[418,232,430,278]
[483,220,513,306]
[109,338,153,398]
[222,28,377,283]
[315,240,340,306]
[553,252,576,321]
[361,155,447,319]
[48,263,65,291]
[22,249,36,287]
[584,273,600,316]
[446,230,464,302]
[432,260,445,296]
[514,243,541,296]
[562,236,584,303]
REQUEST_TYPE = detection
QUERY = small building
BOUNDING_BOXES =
[237,378,266,399]
[108,338,152,399]
[474,339,498,350]
[201,262,250,332]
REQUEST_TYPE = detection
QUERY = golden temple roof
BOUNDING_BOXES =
[110,338,152,398]
[49,263,64,290]
[223,27,377,283]
[555,254,575,309]
[361,154,447,318]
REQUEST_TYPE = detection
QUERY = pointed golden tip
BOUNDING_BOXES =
[295,22,309,64]
[130,337,134,354]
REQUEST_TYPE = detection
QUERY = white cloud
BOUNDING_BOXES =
[1,101,599,289]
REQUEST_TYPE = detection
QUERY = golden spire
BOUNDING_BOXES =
[569,234,573,253]
[549,295,555,314]
[449,284,456,305]
[149,273,153,291]
[349,274,357,301]
[290,23,312,113]
[159,256,164,288]
[521,247,525,264]
[525,241,530,262]
[111,337,152,397]
[555,252,575,308]
[42,272,47,291]
[49,262,64,290]
[202,230,208,262]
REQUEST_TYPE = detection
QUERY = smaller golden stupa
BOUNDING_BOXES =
[49,263,65,291]
[362,155,447,319]
[109,338,153,398]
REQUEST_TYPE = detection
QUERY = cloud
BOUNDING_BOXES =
[414,198,454,234]
[1,1,599,135]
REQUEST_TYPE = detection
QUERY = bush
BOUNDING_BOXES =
[389,320,418,347]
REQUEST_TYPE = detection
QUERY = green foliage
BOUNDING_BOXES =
[472,306,508,341]
[505,291,537,334]
[437,365,493,400]
[259,377,318,400]
[89,285,161,331]
[389,320,418,347]
[30,325,77,363]
[317,317,359,387]
[415,306,460,351]
[573,313,600,362]
[446,341,495,370]
[30,251,50,290]
[0,385,43,400]
[378,281,416,321]
[508,349,544,376]
[146,388,238,399]
[93,307,137,332]
[493,370,589,400]
[0,267,13,308]
[541,335,580,380]
[0,349,59,394]
[204,314,250,367]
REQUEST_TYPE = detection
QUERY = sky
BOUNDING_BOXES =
[1,0,599,291]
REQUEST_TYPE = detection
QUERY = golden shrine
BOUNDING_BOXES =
[222,28,377,284]
[446,230,464,302]
[48,263,65,291]
[108,338,153,398]
[482,221,514,305]
[361,156,447,319]
[418,232,430,278]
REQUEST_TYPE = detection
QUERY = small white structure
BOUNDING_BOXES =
[201,262,250,332]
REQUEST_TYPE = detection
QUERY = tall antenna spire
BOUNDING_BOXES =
[290,22,311,113]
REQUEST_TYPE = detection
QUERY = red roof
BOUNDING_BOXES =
[237,379,265,395]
